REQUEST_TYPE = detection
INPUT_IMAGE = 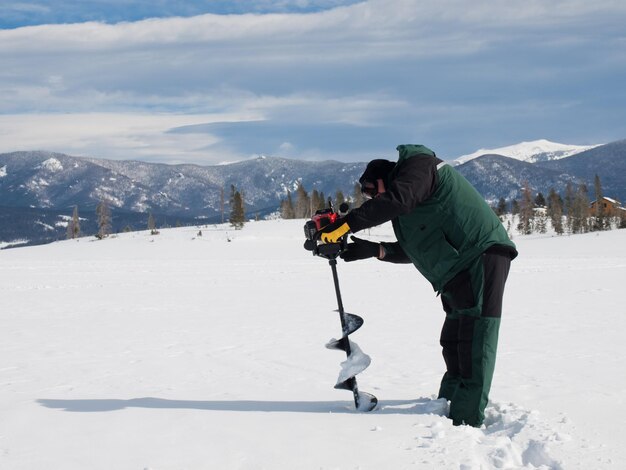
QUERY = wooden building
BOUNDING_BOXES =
[590,196,626,217]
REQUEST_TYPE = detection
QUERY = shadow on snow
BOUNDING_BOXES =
[37,396,448,415]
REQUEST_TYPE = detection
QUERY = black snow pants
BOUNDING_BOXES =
[437,250,511,427]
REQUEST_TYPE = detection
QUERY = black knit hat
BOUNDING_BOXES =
[359,159,396,185]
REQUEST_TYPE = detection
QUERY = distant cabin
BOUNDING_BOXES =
[590,196,626,217]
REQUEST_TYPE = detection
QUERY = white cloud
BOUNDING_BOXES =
[1,2,50,14]
[0,1,509,55]
[0,113,252,163]
[2,1,624,57]
[0,0,625,162]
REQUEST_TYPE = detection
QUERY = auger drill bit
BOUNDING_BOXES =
[325,257,377,412]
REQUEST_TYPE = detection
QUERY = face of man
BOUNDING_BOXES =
[361,179,386,199]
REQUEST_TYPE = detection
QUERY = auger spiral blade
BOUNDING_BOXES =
[356,391,378,412]
[342,312,364,336]
[325,336,349,351]
[325,313,363,351]
[325,258,377,412]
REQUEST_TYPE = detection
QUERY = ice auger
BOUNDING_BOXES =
[303,203,377,412]
[323,250,378,411]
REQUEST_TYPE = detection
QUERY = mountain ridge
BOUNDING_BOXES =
[2,139,625,247]
[452,139,600,165]
[0,150,367,221]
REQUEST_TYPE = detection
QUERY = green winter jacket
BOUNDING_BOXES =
[389,145,516,291]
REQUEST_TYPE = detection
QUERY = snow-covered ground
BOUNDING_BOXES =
[1,220,624,469]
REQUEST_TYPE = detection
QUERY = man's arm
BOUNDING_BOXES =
[345,154,442,233]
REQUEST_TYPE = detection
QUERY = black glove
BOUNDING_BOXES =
[340,236,380,262]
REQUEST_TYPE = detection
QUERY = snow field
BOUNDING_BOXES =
[1,220,624,469]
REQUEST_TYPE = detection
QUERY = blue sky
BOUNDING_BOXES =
[0,0,625,164]
[0,1,361,28]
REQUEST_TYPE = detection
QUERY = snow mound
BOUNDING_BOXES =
[391,400,569,469]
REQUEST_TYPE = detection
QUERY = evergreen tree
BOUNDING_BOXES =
[534,192,546,208]
[517,182,534,235]
[230,190,246,229]
[229,184,235,206]
[353,183,366,208]
[281,191,295,219]
[496,197,508,217]
[96,199,111,239]
[547,188,564,235]
[335,190,346,208]
[220,186,225,224]
[228,184,236,218]
[506,219,514,239]
[564,183,575,233]
[318,192,327,211]
[619,210,626,229]
[241,190,246,220]
[511,199,520,217]
[310,190,322,215]
[67,206,81,239]
[295,182,310,219]
[535,209,548,234]
[148,212,158,235]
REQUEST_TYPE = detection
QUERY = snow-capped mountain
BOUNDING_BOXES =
[0,151,367,246]
[454,139,626,204]
[0,151,366,219]
[454,155,577,203]
[1,139,625,247]
[452,139,599,165]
